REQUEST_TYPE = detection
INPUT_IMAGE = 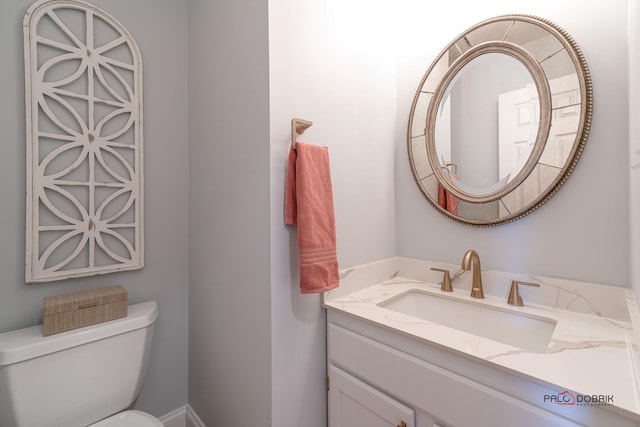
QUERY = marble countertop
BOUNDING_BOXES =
[323,257,640,420]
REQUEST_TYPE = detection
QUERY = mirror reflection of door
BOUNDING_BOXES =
[498,83,540,212]
[498,74,580,215]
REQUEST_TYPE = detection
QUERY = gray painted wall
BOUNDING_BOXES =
[0,0,189,418]
[188,0,272,425]
[632,0,640,306]
[268,1,397,426]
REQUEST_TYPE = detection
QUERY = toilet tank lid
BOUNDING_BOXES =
[0,301,158,367]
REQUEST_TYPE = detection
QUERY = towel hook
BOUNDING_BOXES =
[291,118,313,150]
[444,162,457,175]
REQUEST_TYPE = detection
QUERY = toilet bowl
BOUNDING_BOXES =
[92,410,164,426]
[0,301,162,427]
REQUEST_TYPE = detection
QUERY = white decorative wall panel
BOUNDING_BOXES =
[24,0,143,283]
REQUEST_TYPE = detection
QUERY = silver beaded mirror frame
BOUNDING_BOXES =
[407,15,592,226]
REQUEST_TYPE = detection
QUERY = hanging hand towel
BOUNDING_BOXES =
[285,142,339,293]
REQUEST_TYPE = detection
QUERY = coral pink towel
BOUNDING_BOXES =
[285,142,339,293]
[437,176,460,216]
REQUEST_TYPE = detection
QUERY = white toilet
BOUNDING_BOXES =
[0,301,163,427]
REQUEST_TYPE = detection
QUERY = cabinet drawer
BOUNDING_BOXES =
[329,365,415,427]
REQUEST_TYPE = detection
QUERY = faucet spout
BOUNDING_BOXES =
[461,250,484,299]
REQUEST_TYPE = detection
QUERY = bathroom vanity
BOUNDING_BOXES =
[323,258,640,427]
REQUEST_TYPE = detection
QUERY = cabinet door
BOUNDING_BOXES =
[329,365,415,427]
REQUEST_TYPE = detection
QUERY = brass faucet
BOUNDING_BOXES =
[461,250,484,298]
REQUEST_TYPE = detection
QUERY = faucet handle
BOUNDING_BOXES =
[431,268,453,292]
[507,280,540,306]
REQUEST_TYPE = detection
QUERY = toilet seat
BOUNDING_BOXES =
[90,410,164,427]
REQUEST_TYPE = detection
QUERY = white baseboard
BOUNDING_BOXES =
[159,405,187,427]
[186,405,206,427]
[159,405,204,427]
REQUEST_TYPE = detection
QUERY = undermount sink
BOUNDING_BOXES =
[378,290,556,353]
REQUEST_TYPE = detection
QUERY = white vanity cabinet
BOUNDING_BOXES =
[327,310,638,427]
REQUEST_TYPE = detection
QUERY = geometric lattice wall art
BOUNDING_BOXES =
[24,0,143,283]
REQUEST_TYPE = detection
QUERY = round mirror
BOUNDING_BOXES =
[407,15,592,226]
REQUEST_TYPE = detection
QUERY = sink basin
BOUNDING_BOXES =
[378,290,556,353]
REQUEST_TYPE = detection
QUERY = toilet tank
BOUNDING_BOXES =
[0,301,158,427]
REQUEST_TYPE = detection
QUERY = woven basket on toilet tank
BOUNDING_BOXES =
[42,285,128,336]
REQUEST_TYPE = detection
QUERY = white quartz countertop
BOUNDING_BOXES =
[323,257,640,421]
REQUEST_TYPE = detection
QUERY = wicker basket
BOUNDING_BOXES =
[42,285,128,336]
